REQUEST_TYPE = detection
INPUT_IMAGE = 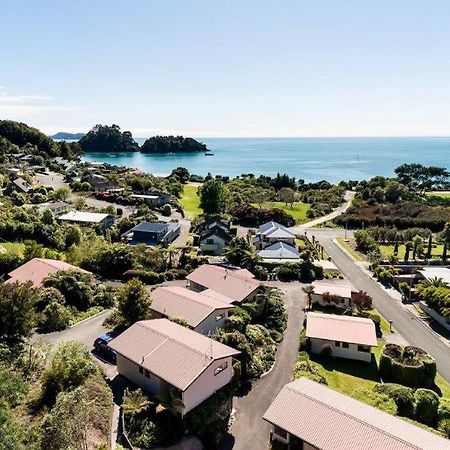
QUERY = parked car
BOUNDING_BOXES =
[93,334,117,362]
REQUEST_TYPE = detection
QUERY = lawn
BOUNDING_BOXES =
[336,237,363,261]
[426,191,450,199]
[179,184,202,219]
[1,242,25,257]
[254,201,310,223]
[379,243,444,260]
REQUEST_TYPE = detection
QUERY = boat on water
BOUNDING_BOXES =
[205,152,214,156]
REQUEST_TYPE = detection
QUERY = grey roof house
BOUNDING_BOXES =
[123,221,181,246]
[253,221,296,250]
[5,177,33,194]
[257,241,300,261]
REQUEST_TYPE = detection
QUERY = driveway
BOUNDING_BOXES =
[315,232,450,383]
[221,283,306,450]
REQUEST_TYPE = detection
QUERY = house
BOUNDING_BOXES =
[130,191,171,206]
[418,267,450,285]
[194,216,231,234]
[306,312,377,362]
[5,177,33,194]
[108,319,240,415]
[198,225,234,256]
[122,221,180,246]
[310,279,356,309]
[5,258,90,288]
[263,377,450,450]
[85,173,119,193]
[257,241,300,262]
[37,201,71,216]
[150,286,234,334]
[58,211,115,229]
[253,221,296,250]
[186,265,260,304]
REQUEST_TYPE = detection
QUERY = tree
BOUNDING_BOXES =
[53,187,70,201]
[412,235,424,260]
[351,291,373,310]
[23,240,45,261]
[198,180,230,215]
[117,278,151,326]
[140,136,207,153]
[302,285,315,310]
[278,187,296,207]
[122,388,152,415]
[442,222,450,262]
[0,282,37,347]
[39,301,72,332]
[78,124,139,153]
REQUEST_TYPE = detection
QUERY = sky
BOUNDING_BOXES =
[1,0,450,137]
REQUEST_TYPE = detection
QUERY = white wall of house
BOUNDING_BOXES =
[194,308,229,335]
[182,356,234,413]
[310,337,372,362]
[187,280,207,293]
[116,354,171,395]
[199,235,227,255]
[311,293,351,309]
[271,427,320,449]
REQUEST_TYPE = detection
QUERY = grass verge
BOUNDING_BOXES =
[336,237,362,261]
[179,184,202,219]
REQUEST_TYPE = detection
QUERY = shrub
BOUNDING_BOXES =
[161,204,172,216]
[277,265,298,282]
[299,329,310,352]
[39,301,72,332]
[373,383,415,417]
[414,388,439,426]
[321,344,333,360]
[438,398,450,435]
[293,355,327,385]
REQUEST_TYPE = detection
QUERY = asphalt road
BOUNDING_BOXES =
[316,232,450,383]
[220,283,306,450]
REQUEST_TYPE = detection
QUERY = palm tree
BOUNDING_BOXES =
[417,276,449,294]
[121,388,152,416]
[156,389,185,416]
[302,285,315,310]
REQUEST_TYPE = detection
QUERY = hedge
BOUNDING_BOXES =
[373,383,415,418]
[414,389,439,426]
[379,344,436,388]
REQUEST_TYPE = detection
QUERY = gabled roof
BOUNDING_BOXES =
[258,242,300,260]
[58,211,111,223]
[132,222,170,233]
[186,265,260,303]
[108,319,240,391]
[306,312,377,346]
[264,377,450,450]
[258,221,295,239]
[199,225,233,243]
[311,279,354,298]
[150,286,233,328]
[12,177,32,192]
[419,267,450,285]
[6,258,89,288]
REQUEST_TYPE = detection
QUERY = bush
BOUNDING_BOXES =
[321,344,333,360]
[39,301,72,332]
[277,265,298,282]
[299,329,310,352]
[373,383,415,417]
[293,354,327,385]
[414,388,439,426]
[379,344,436,388]
[161,204,172,216]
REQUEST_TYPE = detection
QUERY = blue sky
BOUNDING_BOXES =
[1,0,449,137]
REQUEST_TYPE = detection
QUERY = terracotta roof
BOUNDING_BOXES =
[201,288,235,305]
[108,319,240,390]
[186,265,260,303]
[6,258,89,288]
[312,279,353,298]
[264,378,450,450]
[150,286,233,328]
[306,312,377,346]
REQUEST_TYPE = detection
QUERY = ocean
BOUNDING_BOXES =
[82,137,450,183]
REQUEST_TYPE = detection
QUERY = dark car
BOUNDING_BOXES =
[93,334,117,363]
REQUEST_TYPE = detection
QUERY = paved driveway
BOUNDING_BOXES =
[220,283,306,450]
[315,232,450,383]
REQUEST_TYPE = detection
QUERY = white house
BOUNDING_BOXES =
[108,319,240,415]
[253,221,296,250]
[264,377,450,450]
[306,312,377,362]
[310,279,355,309]
[257,241,300,262]
[198,225,233,256]
[58,210,115,229]
[150,286,234,335]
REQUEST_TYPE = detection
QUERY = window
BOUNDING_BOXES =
[215,313,226,322]
[335,341,341,347]
[145,369,150,378]
[139,366,144,374]
[274,426,287,439]
[214,361,228,375]
[206,238,214,244]
[358,345,370,353]
[341,298,346,304]
[342,342,349,349]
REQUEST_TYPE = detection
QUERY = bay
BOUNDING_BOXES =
[82,137,450,183]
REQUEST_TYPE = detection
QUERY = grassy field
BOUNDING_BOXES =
[179,184,202,219]
[1,242,25,257]
[379,243,444,260]
[254,201,310,223]
[336,237,363,260]
[426,191,450,199]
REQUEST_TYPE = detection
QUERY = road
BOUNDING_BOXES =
[315,231,450,383]
[221,283,306,450]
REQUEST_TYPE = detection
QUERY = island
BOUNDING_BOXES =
[51,132,86,140]
[140,135,207,153]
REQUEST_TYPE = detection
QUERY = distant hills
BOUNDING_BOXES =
[51,132,86,140]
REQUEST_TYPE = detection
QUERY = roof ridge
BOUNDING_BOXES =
[287,382,422,450]
[162,286,231,309]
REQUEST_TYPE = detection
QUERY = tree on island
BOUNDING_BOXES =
[140,135,207,153]
[78,124,139,153]
[199,179,230,214]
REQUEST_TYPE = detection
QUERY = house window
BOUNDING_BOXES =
[335,341,341,347]
[215,313,226,322]
[206,238,214,244]
[214,361,228,375]
[274,426,287,439]
[145,369,150,378]
[341,298,346,304]
[358,345,370,353]
[342,342,349,348]
[139,366,144,374]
